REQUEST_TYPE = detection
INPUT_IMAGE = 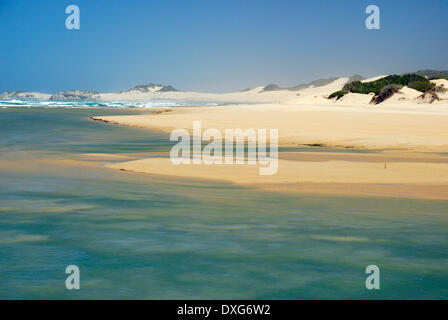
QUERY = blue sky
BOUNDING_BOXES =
[1,0,447,93]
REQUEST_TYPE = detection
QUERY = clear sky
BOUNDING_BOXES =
[1,0,447,93]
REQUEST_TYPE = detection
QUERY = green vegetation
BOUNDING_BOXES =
[408,80,435,93]
[344,74,429,94]
[328,74,437,104]
[414,69,448,80]
[432,74,448,81]
[328,90,349,100]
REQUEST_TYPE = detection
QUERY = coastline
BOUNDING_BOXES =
[91,103,448,151]
[91,103,448,200]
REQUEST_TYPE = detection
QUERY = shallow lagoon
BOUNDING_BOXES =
[0,107,447,299]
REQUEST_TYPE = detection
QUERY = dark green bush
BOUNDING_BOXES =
[328,90,349,100]
[328,73,434,103]
[343,80,385,94]
[408,81,435,93]
[342,74,429,94]
[430,75,448,81]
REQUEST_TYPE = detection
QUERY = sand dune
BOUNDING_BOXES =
[4,76,448,106]
[101,76,446,106]
[97,77,448,105]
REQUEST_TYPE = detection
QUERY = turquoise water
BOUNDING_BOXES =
[0,107,447,299]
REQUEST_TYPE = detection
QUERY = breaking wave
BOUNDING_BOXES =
[0,99,219,108]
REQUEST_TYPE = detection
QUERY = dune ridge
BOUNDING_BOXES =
[3,73,448,106]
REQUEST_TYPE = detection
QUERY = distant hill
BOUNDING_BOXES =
[0,90,51,100]
[49,90,101,101]
[1,72,446,105]
[158,85,179,92]
[288,77,340,91]
[347,74,365,82]
[412,69,448,80]
[260,75,363,93]
[260,84,283,92]
[0,83,180,101]
[127,83,179,93]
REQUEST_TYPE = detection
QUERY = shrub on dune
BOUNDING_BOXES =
[408,80,435,93]
[370,84,403,104]
[328,73,435,103]
[328,90,349,100]
[435,85,448,94]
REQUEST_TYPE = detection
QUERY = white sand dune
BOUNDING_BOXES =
[335,92,374,105]
[100,76,448,106]
[3,75,448,107]
[361,75,388,82]
[100,86,302,104]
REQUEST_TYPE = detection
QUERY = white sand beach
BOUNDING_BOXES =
[92,102,448,152]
